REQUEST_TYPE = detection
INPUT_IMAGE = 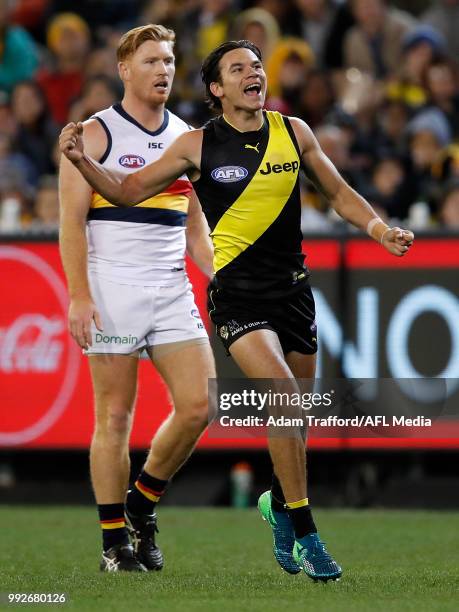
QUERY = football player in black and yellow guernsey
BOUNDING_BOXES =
[60,39,414,582]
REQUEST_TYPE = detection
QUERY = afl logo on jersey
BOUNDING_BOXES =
[119,155,146,168]
[211,166,248,183]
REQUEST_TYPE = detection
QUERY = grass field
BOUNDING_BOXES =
[1,506,458,612]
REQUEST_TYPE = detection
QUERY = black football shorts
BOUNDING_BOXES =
[207,282,317,356]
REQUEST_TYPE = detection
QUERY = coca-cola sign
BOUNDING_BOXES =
[0,246,80,445]
[1,314,64,372]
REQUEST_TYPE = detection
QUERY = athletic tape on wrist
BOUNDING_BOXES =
[366,217,382,238]
[367,217,390,243]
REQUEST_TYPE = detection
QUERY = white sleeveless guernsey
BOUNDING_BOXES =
[86,103,192,286]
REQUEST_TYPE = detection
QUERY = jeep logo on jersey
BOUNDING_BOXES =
[211,166,248,183]
[119,155,146,168]
[259,160,299,175]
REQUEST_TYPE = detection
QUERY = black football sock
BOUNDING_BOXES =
[286,499,317,539]
[270,473,287,513]
[126,470,169,516]
[98,503,130,551]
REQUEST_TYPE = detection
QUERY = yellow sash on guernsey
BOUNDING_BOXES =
[91,192,189,213]
[211,112,300,273]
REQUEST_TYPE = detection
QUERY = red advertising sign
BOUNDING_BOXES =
[0,244,81,446]
[1,240,458,450]
[0,242,207,449]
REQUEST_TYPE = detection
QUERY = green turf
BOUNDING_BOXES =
[0,507,458,611]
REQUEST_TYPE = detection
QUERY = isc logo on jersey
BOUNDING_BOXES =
[119,155,146,168]
[211,166,248,183]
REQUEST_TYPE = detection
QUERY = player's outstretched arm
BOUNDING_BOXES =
[59,122,202,206]
[290,117,414,257]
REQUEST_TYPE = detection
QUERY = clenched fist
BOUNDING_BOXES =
[381,227,414,256]
[60,122,84,163]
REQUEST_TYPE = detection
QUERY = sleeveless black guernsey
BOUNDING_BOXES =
[193,111,308,299]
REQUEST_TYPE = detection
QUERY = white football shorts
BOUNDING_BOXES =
[86,273,208,355]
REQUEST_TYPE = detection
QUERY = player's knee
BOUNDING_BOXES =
[179,395,209,431]
[107,409,133,436]
[96,404,133,438]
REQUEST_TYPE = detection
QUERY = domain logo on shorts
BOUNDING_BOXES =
[119,154,145,168]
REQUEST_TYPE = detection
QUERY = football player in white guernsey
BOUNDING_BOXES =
[59,25,216,572]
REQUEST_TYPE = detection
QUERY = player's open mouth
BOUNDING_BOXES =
[243,83,262,97]
[154,81,168,92]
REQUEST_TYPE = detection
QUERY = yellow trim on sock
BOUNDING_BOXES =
[286,498,309,509]
[135,481,160,502]
[101,520,125,530]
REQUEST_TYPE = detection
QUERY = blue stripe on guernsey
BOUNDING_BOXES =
[93,116,112,164]
[87,207,187,226]
[112,103,170,136]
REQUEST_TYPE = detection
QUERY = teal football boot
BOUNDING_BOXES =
[258,490,301,575]
[293,533,342,582]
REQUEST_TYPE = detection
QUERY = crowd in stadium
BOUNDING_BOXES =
[0,0,458,233]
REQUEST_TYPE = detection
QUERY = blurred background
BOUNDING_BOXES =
[0,0,458,510]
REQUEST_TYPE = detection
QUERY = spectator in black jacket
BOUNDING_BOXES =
[10,80,59,177]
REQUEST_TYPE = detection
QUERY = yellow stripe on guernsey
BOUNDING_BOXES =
[211,111,299,273]
[91,192,189,213]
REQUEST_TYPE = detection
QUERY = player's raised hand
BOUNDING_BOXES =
[381,227,414,257]
[59,122,84,163]
[68,297,103,350]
